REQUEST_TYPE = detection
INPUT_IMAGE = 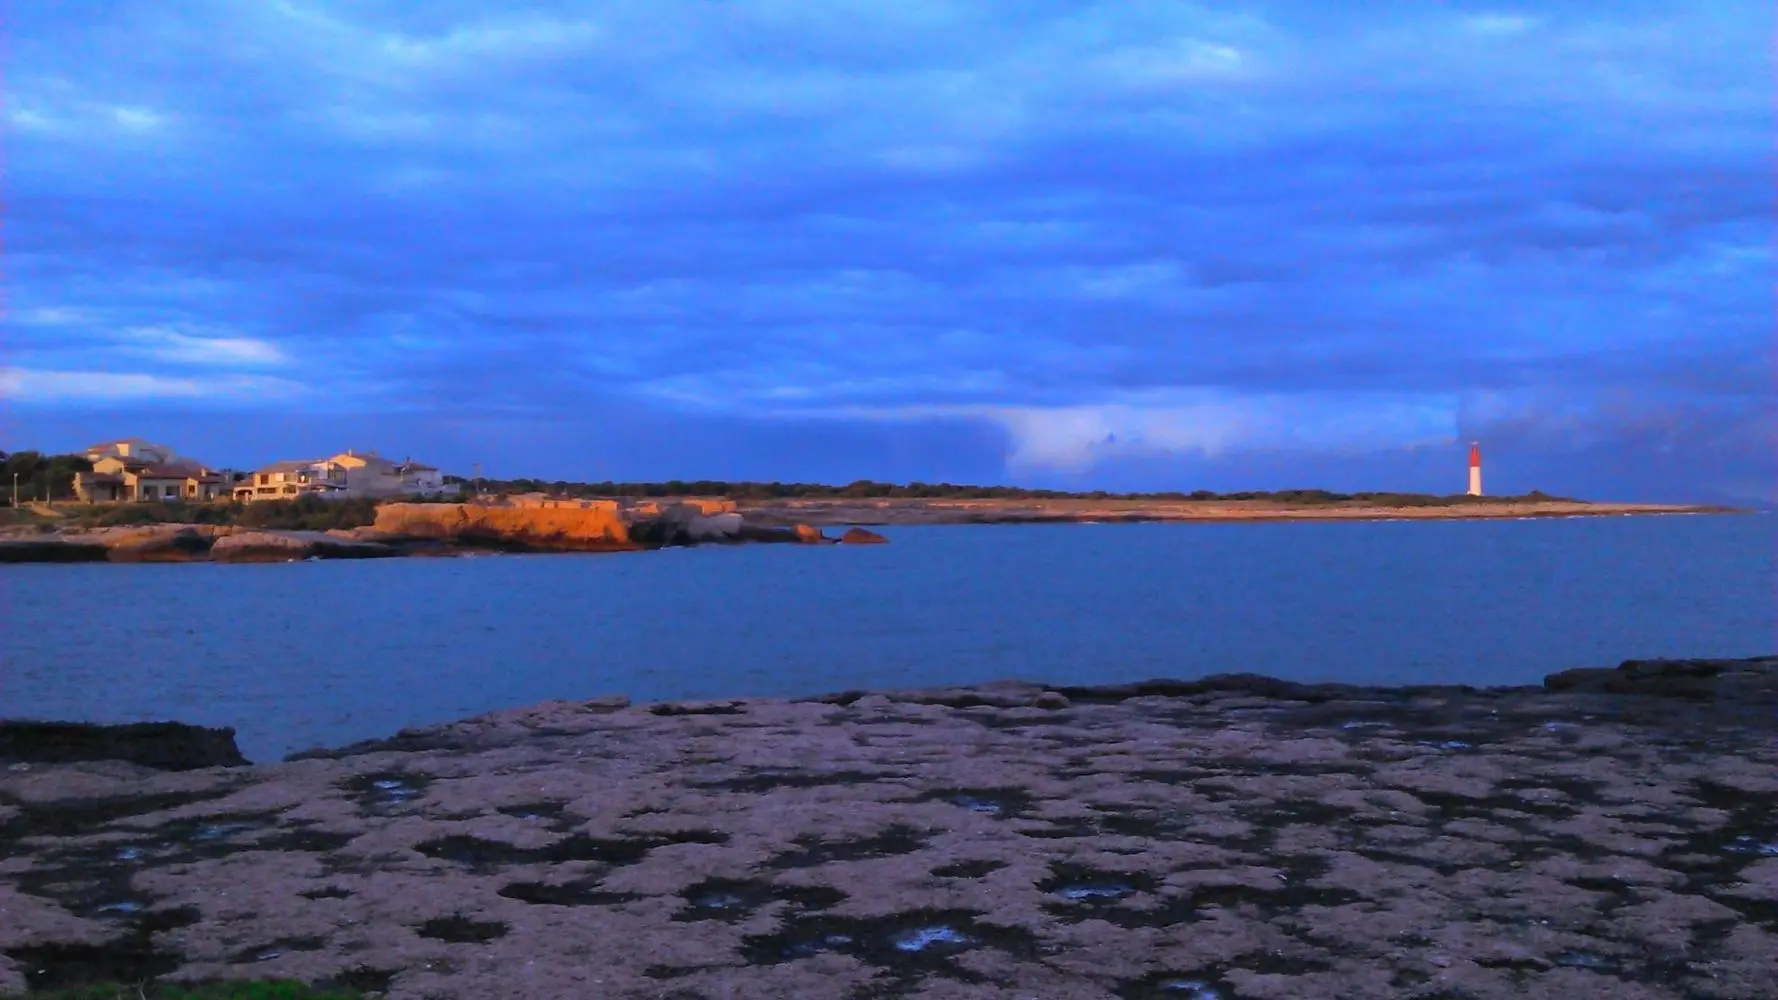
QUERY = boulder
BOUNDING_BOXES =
[1543,656,1777,700]
[210,530,399,563]
[99,524,215,562]
[686,511,745,542]
[0,538,109,563]
[374,502,637,551]
[840,527,889,544]
[0,720,248,769]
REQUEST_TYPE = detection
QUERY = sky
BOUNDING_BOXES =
[2,1,1770,502]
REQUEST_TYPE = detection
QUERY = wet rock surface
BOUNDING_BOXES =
[1,657,1774,999]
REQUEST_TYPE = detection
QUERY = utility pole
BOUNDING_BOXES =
[10,472,17,509]
[473,462,483,503]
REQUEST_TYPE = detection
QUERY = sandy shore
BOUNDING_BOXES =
[737,497,1731,527]
[2,658,1774,999]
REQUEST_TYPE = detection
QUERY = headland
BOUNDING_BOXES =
[738,495,1728,527]
[0,493,1735,564]
[2,656,1773,999]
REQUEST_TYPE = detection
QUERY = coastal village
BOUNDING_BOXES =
[65,437,455,506]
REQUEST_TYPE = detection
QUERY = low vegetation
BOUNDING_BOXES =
[458,477,1574,505]
[70,497,383,532]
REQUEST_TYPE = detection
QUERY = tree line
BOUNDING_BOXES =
[450,476,1569,505]
[0,451,94,504]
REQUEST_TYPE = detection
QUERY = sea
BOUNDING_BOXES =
[2,514,1772,763]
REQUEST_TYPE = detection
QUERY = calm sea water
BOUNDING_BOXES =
[2,515,1772,763]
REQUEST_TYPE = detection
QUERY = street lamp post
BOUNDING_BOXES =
[10,473,17,509]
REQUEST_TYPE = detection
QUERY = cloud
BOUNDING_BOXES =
[0,368,302,403]
[806,390,1459,471]
[0,0,1768,497]
[118,328,291,367]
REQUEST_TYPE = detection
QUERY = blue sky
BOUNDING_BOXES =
[2,1,1770,501]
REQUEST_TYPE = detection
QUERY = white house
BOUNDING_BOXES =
[234,450,454,502]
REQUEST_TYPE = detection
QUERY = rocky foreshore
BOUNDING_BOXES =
[740,496,1735,527]
[2,656,1774,999]
[0,501,868,564]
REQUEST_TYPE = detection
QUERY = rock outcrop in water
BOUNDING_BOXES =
[1,656,1772,999]
[209,530,399,563]
[0,500,835,563]
[0,721,247,771]
[371,499,777,552]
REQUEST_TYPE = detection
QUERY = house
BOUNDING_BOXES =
[232,459,343,502]
[74,454,230,503]
[234,450,455,502]
[83,438,177,465]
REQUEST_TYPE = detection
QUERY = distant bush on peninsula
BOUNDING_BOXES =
[450,477,1573,505]
[77,496,383,531]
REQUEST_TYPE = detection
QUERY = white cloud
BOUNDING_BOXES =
[0,368,302,402]
[1464,14,1536,36]
[111,106,165,132]
[785,390,1459,472]
[5,104,58,133]
[8,306,88,326]
[380,18,605,66]
[119,327,289,367]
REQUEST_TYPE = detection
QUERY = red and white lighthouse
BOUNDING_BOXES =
[1467,442,1483,496]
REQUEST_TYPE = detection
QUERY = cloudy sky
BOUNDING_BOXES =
[2,1,1769,500]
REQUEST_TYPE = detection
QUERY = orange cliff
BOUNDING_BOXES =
[370,498,812,552]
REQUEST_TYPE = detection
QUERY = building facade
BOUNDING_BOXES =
[234,451,454,502]
[74,456,230,503]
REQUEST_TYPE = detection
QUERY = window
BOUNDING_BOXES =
[140,485,157,499]
[257,474,269,486]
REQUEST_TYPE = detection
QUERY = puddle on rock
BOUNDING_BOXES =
[1156,979,1223,999]
[1553,950,1621,973]
[192,821,262,842]
[1118,971,1234,1000]
[741,908,1036,980]
[893,925,973,952]
[917,787,1035,818]
[1053,882,1136,902]
[93,900,148,917]
[1726,836,1778,857]
[341,772,433,813]
[1039,864,1153,909]
[673,877,845,921]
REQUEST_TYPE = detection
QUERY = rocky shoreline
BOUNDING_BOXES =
[739,496,1734,527]
[0,502,884,564]
[2,656,1774,999]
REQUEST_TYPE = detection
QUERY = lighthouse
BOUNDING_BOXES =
[1467,442,1483,496]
